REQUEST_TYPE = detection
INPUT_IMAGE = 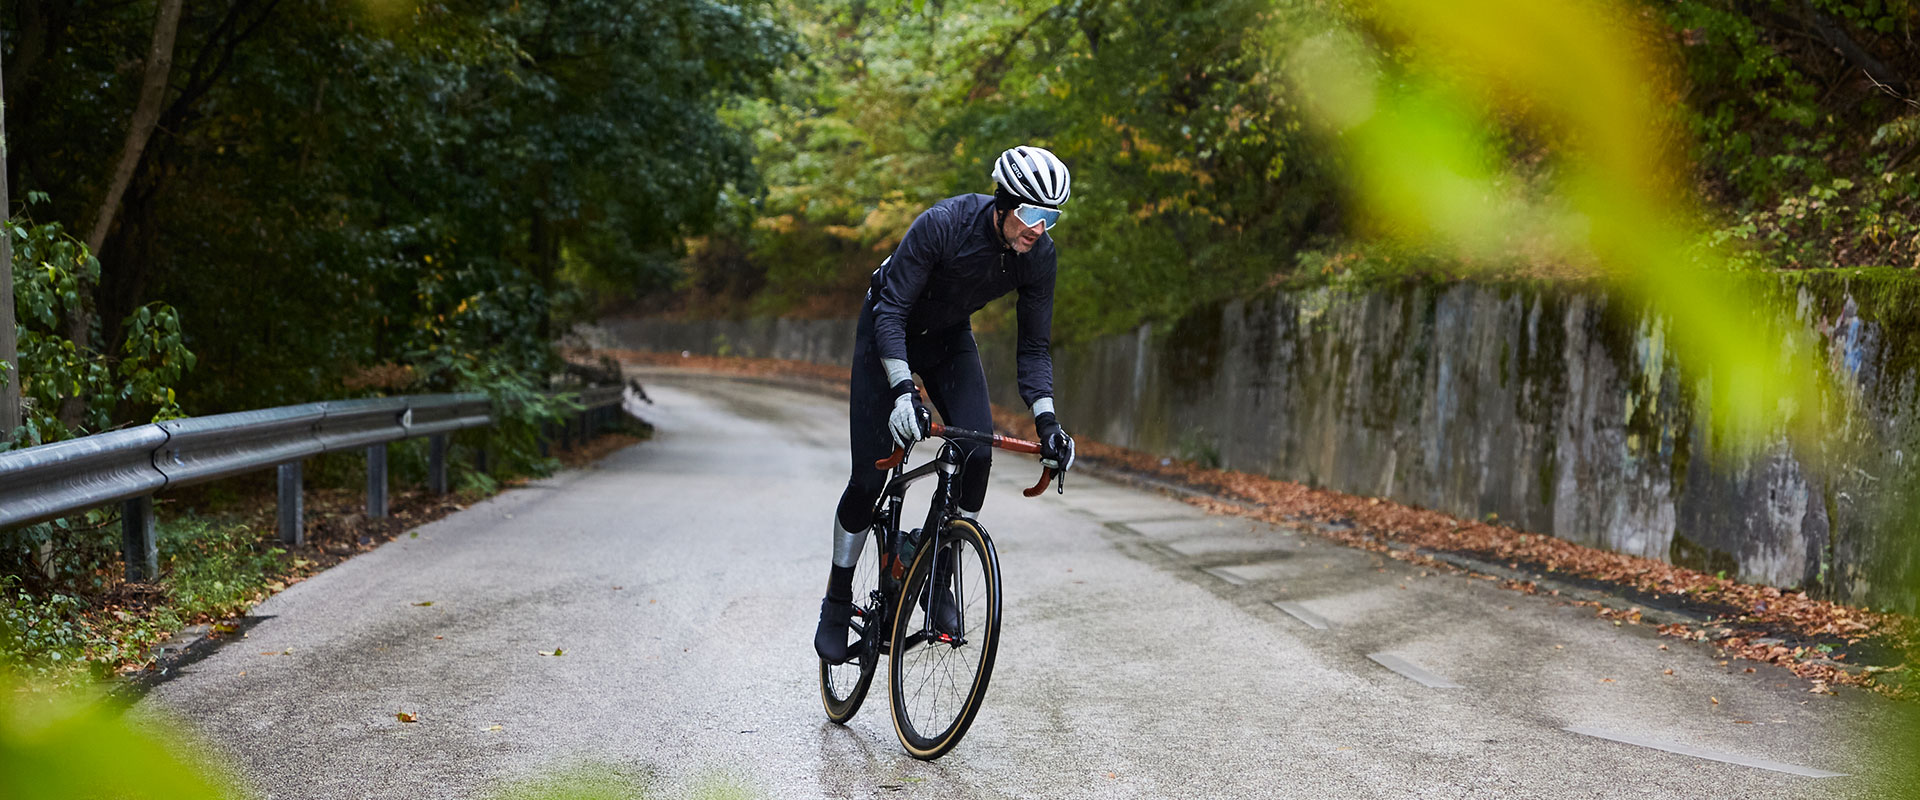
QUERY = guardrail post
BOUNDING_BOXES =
[121,496,158,582]
[539,423,551,458]
[366,443,388,518]
[278,461,304,546]
[476,446,490,476]
[429,434,449,494]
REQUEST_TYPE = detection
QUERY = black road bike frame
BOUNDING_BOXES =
[857,424,1055,654]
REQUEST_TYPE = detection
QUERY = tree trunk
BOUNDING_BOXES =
[66,0,184,428]
[88,0,185,257]
[1,53,20,439]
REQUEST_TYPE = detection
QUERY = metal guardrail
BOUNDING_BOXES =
[0,427,169,530]
[0,387,633,581]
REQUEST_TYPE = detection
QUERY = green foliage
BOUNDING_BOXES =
[487,765,654,800]
[1667,0,1920,269]
[159,516,283,623]
[676,0,1918,344]
[0,577,100,676]
[486,765,757,800]
[11,0,793,415]
[4,214,195,449]
[688,1,1018,314]
[0,510,121,604]
[410,346,578,480]
[0,672,237,799]
[951,0,1338,340]
[0,513,280,683]
[686,0,1340,339]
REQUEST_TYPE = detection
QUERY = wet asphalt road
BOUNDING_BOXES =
[139,368,1906,798]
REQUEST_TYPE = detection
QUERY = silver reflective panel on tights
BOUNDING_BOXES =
[831,518,869,569]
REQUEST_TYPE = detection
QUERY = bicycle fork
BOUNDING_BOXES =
[918,442,967,647]
[875,441,973,650]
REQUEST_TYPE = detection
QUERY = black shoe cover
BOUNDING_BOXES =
[814,597,856,664]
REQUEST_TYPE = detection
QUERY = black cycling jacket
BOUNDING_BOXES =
[869,193,1056,406]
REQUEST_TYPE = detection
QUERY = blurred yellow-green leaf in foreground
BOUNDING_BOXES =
[1290,0,1831,452]
[0,672,238,799]
[487,764,759,800]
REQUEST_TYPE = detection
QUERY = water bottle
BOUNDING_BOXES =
[891,528,922,581]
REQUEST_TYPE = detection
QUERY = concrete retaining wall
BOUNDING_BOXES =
[600,316,858,367]
[604,273,1920,612]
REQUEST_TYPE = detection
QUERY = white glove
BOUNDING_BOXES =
[889,383,929,449]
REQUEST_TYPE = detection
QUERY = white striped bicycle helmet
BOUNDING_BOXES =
[991,146,1071,207]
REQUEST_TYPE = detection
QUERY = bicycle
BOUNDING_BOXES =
[818,422,1064,760]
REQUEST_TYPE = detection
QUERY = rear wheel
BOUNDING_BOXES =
[820,526,885,723]
[889,517,1001,760]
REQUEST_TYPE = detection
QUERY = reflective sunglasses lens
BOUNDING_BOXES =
[1015,205,1061,230]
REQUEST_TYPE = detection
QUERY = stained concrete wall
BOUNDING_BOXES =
[600,316,858,367]
[605,274,1920,612]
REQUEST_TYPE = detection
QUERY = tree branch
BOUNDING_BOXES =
[161,0,286,133]
[966,3,1066,101]
[1803,0,1906,92]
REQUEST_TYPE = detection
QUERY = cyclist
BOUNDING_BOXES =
[814,145,1078,664]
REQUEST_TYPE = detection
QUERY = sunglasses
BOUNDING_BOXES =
[1013,203,1062,231]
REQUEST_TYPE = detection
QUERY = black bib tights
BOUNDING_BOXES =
[834,300,994,531]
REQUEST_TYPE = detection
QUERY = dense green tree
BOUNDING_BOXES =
[5,0,792,415]
[946,0,1340,337]
[676,0,1920,341]
[685,0,1342,338]
[1665,0,1920,270]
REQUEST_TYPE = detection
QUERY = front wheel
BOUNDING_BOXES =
[889,517,1002,760]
